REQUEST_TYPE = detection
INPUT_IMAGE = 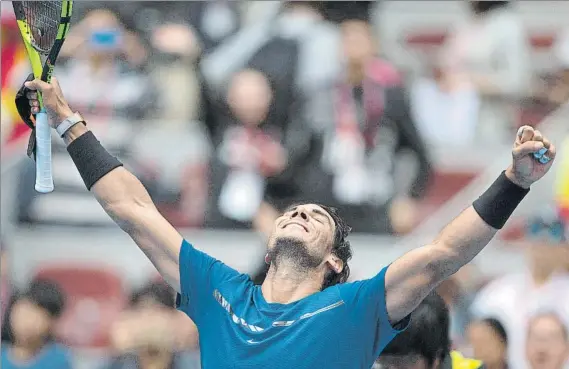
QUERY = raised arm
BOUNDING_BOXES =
[385,127,557,323]
[24,77,183,292]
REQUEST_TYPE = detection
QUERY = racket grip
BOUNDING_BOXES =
[34,110,54,193]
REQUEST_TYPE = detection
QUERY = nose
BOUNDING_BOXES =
[291,209,308,221]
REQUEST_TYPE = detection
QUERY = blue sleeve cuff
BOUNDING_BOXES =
[176,239,194,317]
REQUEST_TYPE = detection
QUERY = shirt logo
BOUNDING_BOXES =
[246,339,259,344]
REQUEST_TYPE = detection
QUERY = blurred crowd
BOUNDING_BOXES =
[2,0,568,234]
[1,1,569,369]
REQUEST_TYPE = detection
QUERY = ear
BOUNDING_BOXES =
[326,254,343,274]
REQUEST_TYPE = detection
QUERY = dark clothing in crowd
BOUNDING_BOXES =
[307,59,432,233]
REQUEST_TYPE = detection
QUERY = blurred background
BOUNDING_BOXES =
[1,1,568,369]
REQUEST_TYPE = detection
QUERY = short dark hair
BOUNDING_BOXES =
[380,292,450,367]
[283,203,353,290]
[1,279,66,343]
[318,204,353,289]
[470,1,510,15]
[282,1,325,15]
[130,281,175,309]
[22,279,66,318]
[479,317,508,345]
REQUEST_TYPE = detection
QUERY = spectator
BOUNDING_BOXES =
[206,68,312,232]
[313,17,431,234]
[470,209,569,369]
[413,1,531,146]
[106,281,200,369]
[526,312,569,369]
[200,1,341,103]
[56,8,154,120]
[1,279,72,369]
[374,292,483,369]
[147,23,202,123]
[466,318,509,369]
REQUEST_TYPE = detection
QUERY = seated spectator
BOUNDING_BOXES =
[312,16,431,234]
[56,8,154,120]
[466,318,509,369]
[374,292,483,369]
[470,209,569,369]
[1,279,72,369]
[106,281,200,369]
[526,312,569,369]
[412,1,531,146]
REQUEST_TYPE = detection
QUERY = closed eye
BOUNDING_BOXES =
[313,215,324,224]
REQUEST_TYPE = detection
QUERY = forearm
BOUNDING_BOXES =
[431,169,529,278]
[63,122,182,289]
[63,123,153,231]
[430,206,497,279]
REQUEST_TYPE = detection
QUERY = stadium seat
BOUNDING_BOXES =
[33,265,126,349]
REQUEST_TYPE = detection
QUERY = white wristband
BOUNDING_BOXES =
[56,112,85,138]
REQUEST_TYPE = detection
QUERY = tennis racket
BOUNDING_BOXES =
[13,1,73,193]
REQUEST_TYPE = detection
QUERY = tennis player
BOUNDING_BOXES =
[19,77,556,369]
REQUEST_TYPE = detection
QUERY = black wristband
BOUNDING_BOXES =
[473,171,530,229]
[67,131,123,190]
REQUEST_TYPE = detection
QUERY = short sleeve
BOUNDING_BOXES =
[176,239,243,324]
[338,266,410,355]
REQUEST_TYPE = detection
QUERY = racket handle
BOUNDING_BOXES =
[34,110,54,193]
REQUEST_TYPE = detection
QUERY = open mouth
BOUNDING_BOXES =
[283,222,308,232]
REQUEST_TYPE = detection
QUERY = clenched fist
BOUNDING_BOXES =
[505,125,556,189]
[24,77,73,128]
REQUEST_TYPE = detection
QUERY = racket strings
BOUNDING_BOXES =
[21,1,62,53]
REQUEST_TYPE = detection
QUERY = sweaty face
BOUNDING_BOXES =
[526,316,569,369]
[268,204,336,269]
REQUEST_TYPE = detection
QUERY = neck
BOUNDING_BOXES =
[10,341,45,362]
[531,265,555,286]
[261,263,323,304]
[139,352,173,369]
[346,62,366,86]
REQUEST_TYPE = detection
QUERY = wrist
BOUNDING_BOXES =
[63,122,88,146]
[505,166,531,189]
[56,107,74,123]
[473,171,530,229]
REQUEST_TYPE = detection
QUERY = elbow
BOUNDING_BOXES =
[104,197,155,234]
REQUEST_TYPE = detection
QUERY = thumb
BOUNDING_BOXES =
[512,141,544,159]
[24,78,51,92]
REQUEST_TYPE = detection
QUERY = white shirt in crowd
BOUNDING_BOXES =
[470,271,569,369]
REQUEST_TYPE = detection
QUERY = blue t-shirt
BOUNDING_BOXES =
[176,240,408,369]
[1,343,73,369]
